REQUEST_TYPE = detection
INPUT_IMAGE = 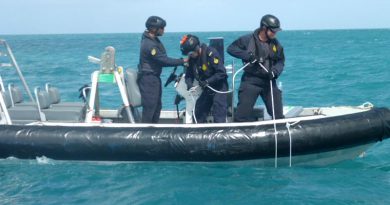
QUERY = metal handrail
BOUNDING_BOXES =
[0,39,35,103]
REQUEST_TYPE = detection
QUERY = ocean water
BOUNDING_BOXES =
[1,29,390,204]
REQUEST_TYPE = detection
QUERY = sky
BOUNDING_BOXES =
[1,0,390,35]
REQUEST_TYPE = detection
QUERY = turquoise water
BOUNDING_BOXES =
[1,30,390,204]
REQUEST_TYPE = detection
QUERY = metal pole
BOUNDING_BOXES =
[1,40,35,102]
[85,71,99,123]
[231,59,235,121]
[0,91,12,124]
[114,71,135,123]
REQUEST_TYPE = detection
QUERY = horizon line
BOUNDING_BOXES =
[1,27,389,36]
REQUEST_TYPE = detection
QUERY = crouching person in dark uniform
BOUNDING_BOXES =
[227,14,285,122]
[138,16,188,123]
[180,34,228,123]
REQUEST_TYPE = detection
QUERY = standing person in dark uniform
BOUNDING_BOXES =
[227,14,285,122]
[180,34,228,123]
[138,16,188,123]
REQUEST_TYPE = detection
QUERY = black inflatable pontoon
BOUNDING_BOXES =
[0,108,389,165]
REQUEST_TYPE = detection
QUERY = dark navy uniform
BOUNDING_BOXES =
[185,44,228,123]
[138,31,184,123]
[227,28,285,121]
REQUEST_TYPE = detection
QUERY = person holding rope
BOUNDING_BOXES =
[227,14,285,122]
[180,34,228,123]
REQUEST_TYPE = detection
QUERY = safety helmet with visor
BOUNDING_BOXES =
[260,14,282,33]
[180,34,200,56]
[145,16,167,30]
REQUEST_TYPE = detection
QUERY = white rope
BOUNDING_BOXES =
[233,63,250,86]
[188,87,198,124]
[270,79,278,168]
[285,120,300,167]
[258,62,278,168]
[187,63,250,122]
[286,122,292,167]
[185,63,250,123]
[205,85,231,94]
[201,63,250,94]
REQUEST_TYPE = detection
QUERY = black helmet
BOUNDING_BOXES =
[180,34,200,55]
[260,14,281,32]
[145,16,166,30]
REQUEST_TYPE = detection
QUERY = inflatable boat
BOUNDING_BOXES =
[0,39,389,166]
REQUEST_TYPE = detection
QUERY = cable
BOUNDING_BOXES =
[186,63,251,123]
[286,120,300,167]
[258,62,278,168]
[188,87,199,124]
[205,85,231,94]
[199,63,250,94]
[286,122,292,167]
[233,63,250,87]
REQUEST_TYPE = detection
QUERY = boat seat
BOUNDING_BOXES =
[8,83,35,107]
[121,69,142,122]
[45,83,85,108]
[1,91,41,124]
[35,87,84,122]
[124,69,141,108]
[3,84,84,124]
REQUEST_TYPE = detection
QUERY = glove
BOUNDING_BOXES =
[248,52,257,64]
[182,57,189,67]
[198,80,209,88]
[267,71,277,80]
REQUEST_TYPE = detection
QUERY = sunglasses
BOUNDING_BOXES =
[269,28,281,33]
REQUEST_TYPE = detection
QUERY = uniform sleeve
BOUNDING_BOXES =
[150,46,184,67]
[205,50,227,85]
[227,35,251,61]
